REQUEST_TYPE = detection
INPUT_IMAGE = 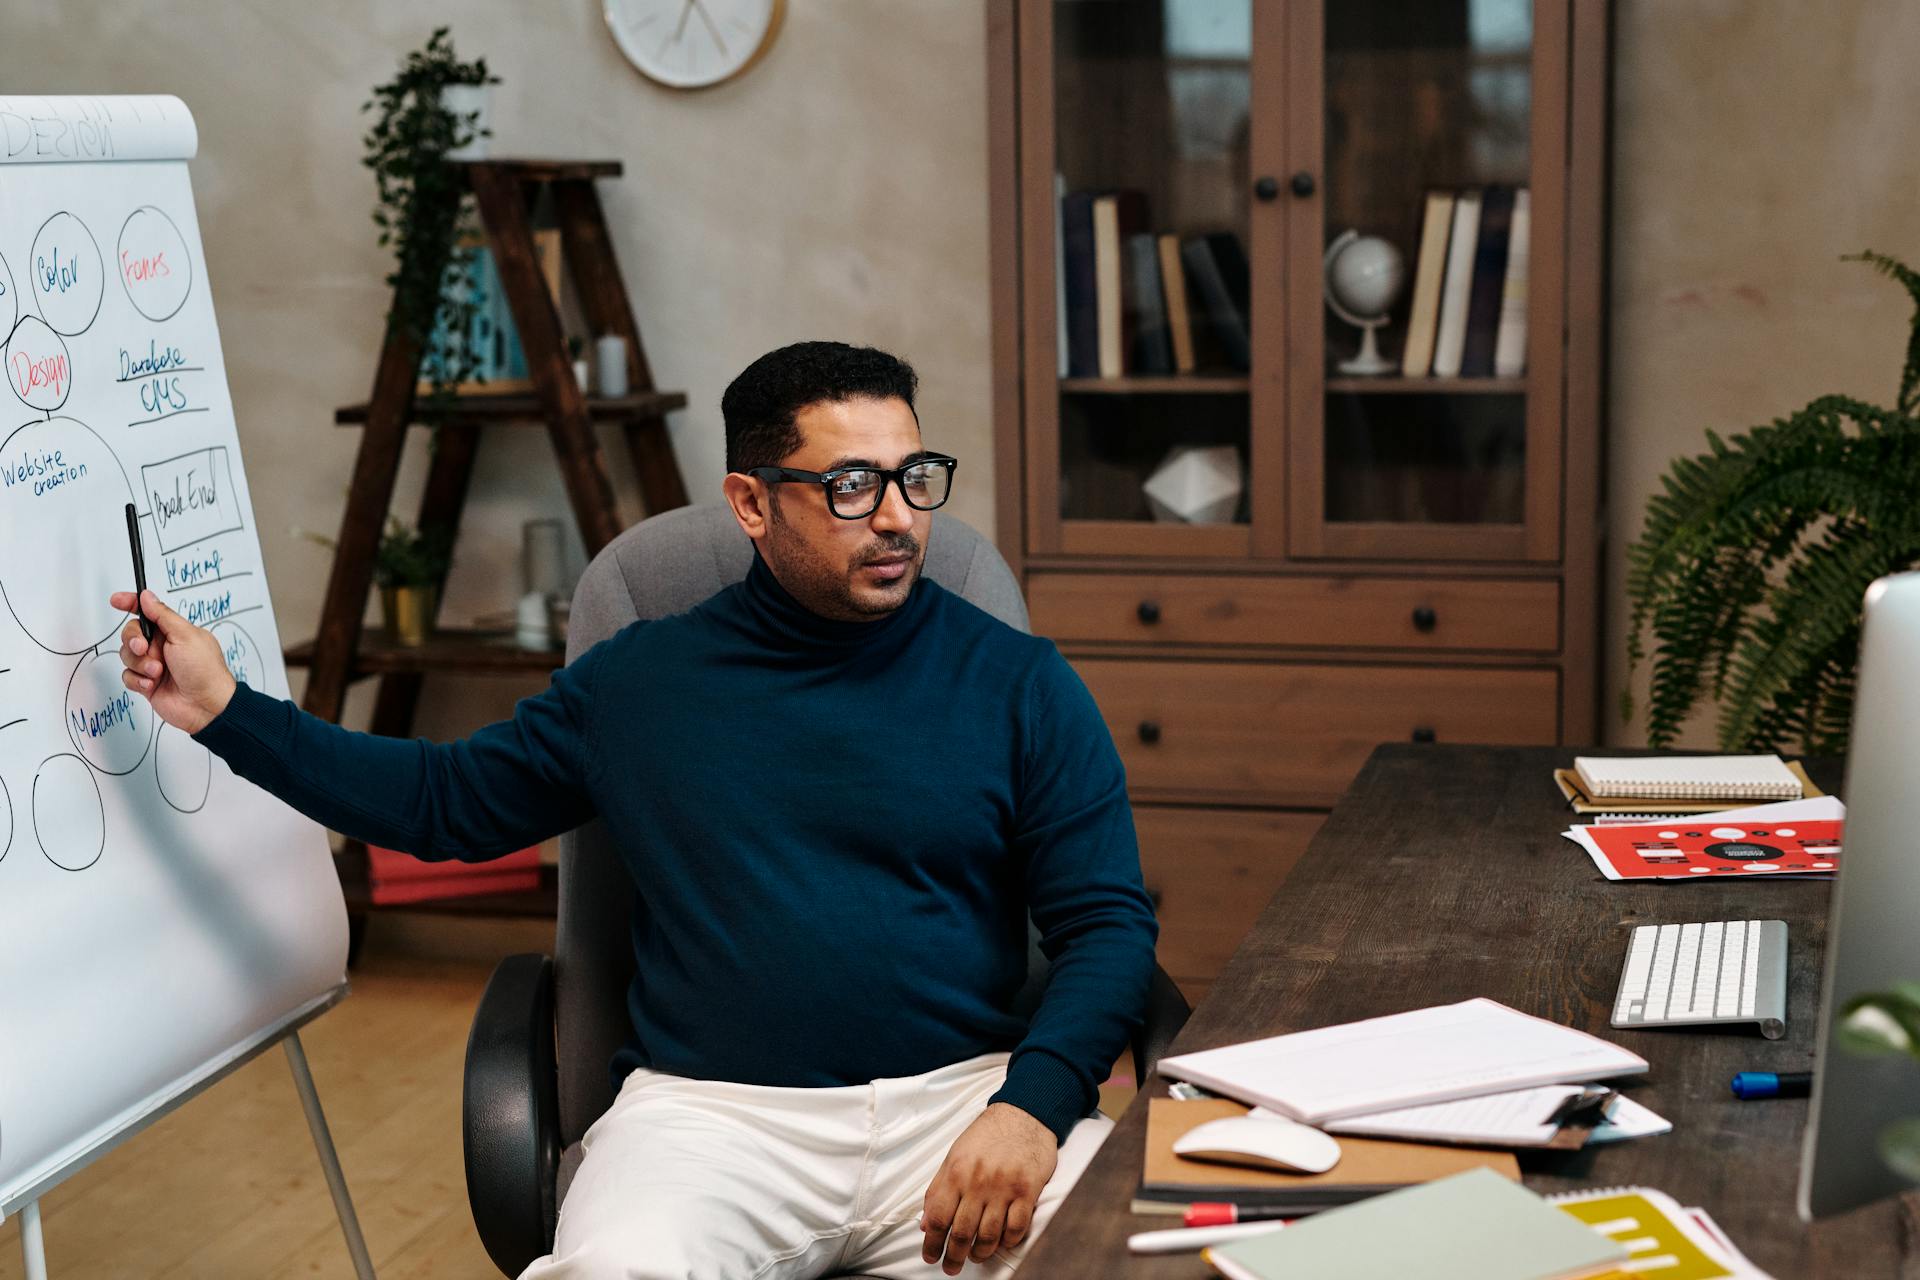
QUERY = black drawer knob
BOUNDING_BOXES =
[1412,726,1437,744]
[1412,605,1437,632]
[1137,600,1162,625]
[1290,171,1316,198]
[1138,721,1162,745]
[1253,175,1280,201]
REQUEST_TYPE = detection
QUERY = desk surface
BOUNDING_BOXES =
[1018,744,1915,1277]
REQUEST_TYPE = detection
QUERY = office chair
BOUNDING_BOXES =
[460,503,1192,1277]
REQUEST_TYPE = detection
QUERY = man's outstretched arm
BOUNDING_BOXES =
[113,588,602,860]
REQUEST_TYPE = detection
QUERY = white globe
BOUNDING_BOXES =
[1326,234,1405,321]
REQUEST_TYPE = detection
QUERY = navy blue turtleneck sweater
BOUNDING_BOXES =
[195,554,1157,1140]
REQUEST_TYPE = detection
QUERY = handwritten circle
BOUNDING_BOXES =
[117,206,192,323]
[6,315,72,413]
[28,211,103,336]
[155,720,212,814]
[0,776,14,865]
[0,416,137,654]
[0,251,16,342]
[66,648,154,775]
[33,752,105,871]
[209,619,264,691]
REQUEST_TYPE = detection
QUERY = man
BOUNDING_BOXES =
[115,341,1156,1279]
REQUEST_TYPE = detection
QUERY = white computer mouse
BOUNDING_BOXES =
[1173,1116,1342,1174]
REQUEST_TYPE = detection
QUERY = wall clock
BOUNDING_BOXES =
[604,0,785,90]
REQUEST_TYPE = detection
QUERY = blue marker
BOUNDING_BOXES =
[1730,1071,1812,1099]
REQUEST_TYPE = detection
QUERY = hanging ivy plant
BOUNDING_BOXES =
[362,27,498,412]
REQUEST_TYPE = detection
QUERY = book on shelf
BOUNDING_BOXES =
[1059,189,1100,378]
[1091,191,1148,378]
[1123,232,1175,375]
[1053,173,1070,378]
[1158,233,1198,375]
[1182,231,1252,372]
[1459,185,1515,377]
[1430,189,1482,378]
[1494,188,1531,377]
[1400,190,1455,377]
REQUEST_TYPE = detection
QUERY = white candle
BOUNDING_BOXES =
[595,334,629,398]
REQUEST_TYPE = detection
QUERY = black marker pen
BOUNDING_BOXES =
[125,501,153,641]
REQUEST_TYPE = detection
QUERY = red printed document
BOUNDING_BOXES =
[1568,818,1840,881]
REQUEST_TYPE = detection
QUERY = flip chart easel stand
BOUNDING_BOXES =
[8,997,373,1278]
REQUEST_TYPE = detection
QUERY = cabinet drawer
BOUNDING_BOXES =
[1136,806,1323,1006]
[1075,659,1559,806]
[1030,572,1559,652]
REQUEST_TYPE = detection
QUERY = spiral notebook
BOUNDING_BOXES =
[1572,755,1801,801]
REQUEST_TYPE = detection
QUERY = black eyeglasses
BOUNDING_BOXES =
[749,454,957,520]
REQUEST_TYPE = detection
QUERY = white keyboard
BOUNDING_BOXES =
[1611,920,1788,1039]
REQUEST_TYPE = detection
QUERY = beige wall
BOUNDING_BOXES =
[9,1,991,738]
[1607,0,1919,745]
[16,2,1913,751]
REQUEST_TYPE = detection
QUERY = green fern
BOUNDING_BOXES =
[1623,253,1920,754]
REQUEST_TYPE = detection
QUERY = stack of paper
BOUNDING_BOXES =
[1554,1186,1776,1279]
[1158,999,1648,1125]
[1315,1087,1669,1149]
[1563,796,1844,882]
[1204,1169,1629,1280]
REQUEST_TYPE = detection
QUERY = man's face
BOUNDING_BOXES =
[758,395,933,622]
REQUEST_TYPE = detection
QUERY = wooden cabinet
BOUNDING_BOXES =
[1135,807,1323,1006]
[987,1,1606,992]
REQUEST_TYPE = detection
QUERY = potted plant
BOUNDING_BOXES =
[375,517,453,647]
[1623,252,1920,754]
[362,27,498,406]
[1834,986,1920,1179]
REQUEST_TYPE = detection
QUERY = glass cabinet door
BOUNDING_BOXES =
[1285,0,1565,561]
[1022,0,1269,558]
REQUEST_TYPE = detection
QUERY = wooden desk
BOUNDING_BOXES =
[1019,744,1915,1276]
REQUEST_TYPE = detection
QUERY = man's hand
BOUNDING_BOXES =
[920,1101,1057,1275]
[112,589,236,734]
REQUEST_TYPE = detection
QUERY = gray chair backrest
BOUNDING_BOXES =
[554,503,1030,1146]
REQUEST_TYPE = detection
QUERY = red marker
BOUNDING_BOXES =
[1183,1203,1294,1227]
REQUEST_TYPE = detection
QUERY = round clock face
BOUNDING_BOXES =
[604,0,784,90]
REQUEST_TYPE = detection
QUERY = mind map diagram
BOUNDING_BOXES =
[0,199,266,874]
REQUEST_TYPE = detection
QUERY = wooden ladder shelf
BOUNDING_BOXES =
[285,158,687,936]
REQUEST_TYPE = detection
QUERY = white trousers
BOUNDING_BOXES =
[516,1052,1113,1280]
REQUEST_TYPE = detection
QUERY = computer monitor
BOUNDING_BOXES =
[1799,570,1920,1219]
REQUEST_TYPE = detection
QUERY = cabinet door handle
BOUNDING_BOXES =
[1138,721,1162,745]
[1253,175,1280,201]
[1289,171,1316,198]
[1412,605,1437,632]
[1411,726,1437,744]
[1136,600,1162,625]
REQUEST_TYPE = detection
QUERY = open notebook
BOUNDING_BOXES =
[1573,755,1801,801]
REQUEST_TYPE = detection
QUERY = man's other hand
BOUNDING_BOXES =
[112,588,236,734]
[920,1101,1057,1275]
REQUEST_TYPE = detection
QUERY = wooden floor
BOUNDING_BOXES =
[0,915,554,1279]
[1,916,1140,1278]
